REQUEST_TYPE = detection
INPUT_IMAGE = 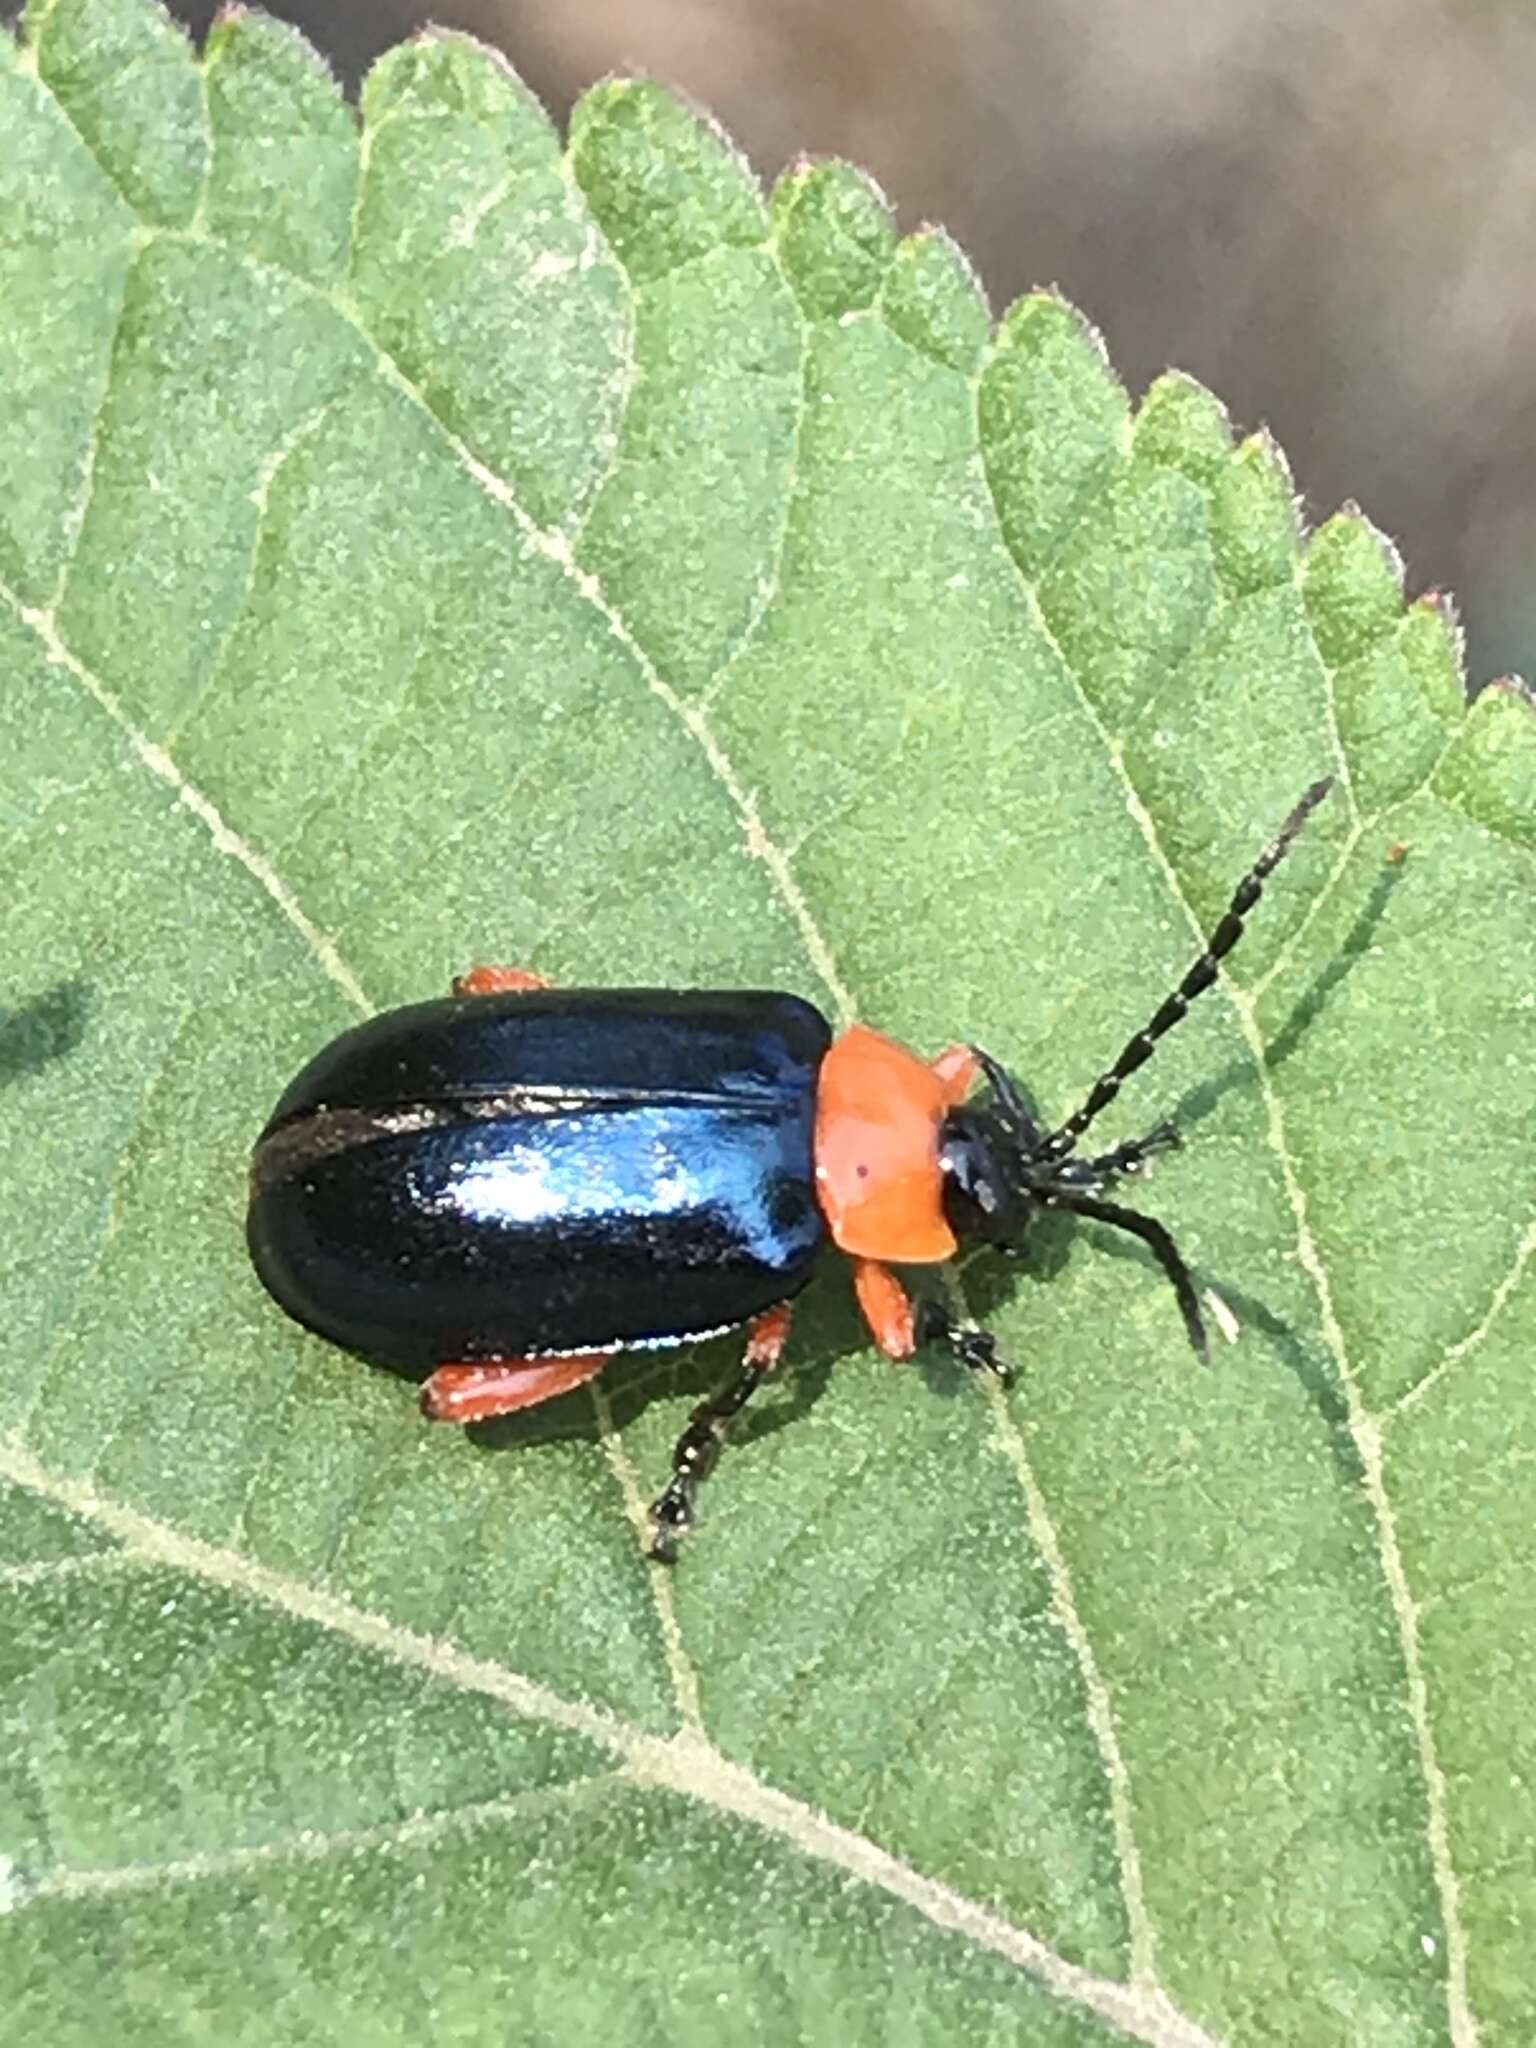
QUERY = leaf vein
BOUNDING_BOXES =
[161,395,343,754]
[957,369,1164,1987]
[590,1380,705,1739]
[0,1440,1221,2048]
[979,1372,1158,1988]
[24,20,145,218]
[80,215,848,1024]
[1251,713,1471,1004]
[47,228,136,613]
[1384,1216,1536,1425]
[175,210,851,1021]
[2,1771,627,1913]
[363,391,857,1021]
[0,583,372,1019]
[559,160,638,538]
[697,263,811,710]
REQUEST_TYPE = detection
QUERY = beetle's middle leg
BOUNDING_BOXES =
[648,1304,793,1564]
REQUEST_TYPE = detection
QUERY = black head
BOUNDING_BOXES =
[938,1101,1037,1247]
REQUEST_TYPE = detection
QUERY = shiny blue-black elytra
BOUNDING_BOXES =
[247,989,831,1366]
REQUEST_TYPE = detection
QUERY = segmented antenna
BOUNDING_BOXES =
[1044,777,1335,1158]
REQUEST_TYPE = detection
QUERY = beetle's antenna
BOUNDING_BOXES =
[1043,777,1334,1159]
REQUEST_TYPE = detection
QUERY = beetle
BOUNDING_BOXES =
[248,778,1332,1561]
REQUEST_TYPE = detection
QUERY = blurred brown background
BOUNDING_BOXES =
[177,0,1536,693]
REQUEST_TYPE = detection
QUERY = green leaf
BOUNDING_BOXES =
[3,6,1533,2043]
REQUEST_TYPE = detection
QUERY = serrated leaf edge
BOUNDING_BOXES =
[7,15,1526,2040]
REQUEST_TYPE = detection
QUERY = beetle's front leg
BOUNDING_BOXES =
[851,1257,1012,1383]
[648,1305,792,1563]
[914,1280,1014,1384]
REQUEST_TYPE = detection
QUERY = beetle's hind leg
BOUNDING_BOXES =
[452,965,551,997]
[421,1351,613,1423]
[648,1305,793,1564]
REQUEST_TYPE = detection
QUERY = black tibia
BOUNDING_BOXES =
[1051,1191,1210,1364]
[1046,778,1334,1159]
[648,1309,791,1563]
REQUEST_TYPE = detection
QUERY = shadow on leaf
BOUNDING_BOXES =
[1168,861,1404,1134]
[1079,1215,1362,1481]
[0,979,91,1086]
[1261,863,1403,1074]
[1207,1278,1361,1480]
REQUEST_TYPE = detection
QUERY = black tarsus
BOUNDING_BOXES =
[914,1298,1014,1382]
[1050,1191,1211,1364]
[1044,778,1334,1158]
